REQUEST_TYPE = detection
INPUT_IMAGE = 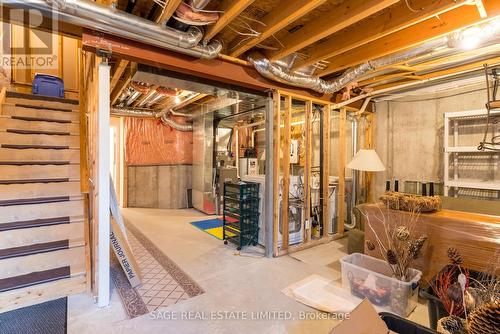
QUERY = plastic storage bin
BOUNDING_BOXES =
[420,265,483,330]
[380,312,438,334]
[340,253,422,317]
[32,74,65,98]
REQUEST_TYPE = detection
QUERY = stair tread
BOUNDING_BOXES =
[0,178,71,185]
[0,240,69,260]
[6,129,71,136]
[6,91,79,105]
[11,115,73,124]
[0,161,71,165]
[15,103,74,113]
[0,117,79,134]
[1,144,70,150]
[0,196,71,207]
[0,216,71,232]
[0,266,71,293]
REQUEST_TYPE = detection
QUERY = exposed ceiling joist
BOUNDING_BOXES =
[111,62,137,105]
[110,59,129,92]
[292,0,467,70]
[156,0,182,24]
[317,0,500,77]
[203,0,255,42]
[132,85,158,107]
[267,0,399,61]
[228,0,327,57]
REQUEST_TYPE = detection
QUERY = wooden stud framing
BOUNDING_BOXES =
[281,96,291,250]
[292,0,466,70]
[337,108,346,236]
[318,0,500,76]
[321,105,331,240]
[268,0,398,61]
[304,101,313,243]
[110,62,136,105]
[110,59,129,92]
[156,0,182,24]
[228,0,327,57]
[203,0,255,42]
[272,92,281,257]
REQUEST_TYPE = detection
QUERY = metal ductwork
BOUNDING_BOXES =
[14,0,222,59]
[160,113,193,131]
[111,107,193,131]
[169,108,195,118]
[248,20,500,94]
[111,107,156,118]
[248,37,448,94]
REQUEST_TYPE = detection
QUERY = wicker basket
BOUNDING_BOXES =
[436,316,467,334]
[380,192,442,212]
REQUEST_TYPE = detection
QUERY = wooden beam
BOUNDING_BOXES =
[304,101,312,242]
[475,0,488,18]
[318,0,500,77]
[292,0,466,70]
[337,108,346,236]
[281,96,291,250]
[272,92,281,257]
[322,105,331,239]
[268,0,398,61]
[156,0,182,24]
[363,113,375,203]
[110,59,128,92]
[203,0,255,42]
[228,0,327,57]
[110,63,136,105]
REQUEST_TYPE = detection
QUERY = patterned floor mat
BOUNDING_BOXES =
[111,222,204,318]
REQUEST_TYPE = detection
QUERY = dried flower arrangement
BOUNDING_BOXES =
[380,191,441,212]
[365,204,427,282]
[433,249,500,334]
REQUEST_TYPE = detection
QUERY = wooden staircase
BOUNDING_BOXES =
[0,91,87,313]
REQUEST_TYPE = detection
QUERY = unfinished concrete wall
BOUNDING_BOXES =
[127,165,192,209]
[373,83,499,199]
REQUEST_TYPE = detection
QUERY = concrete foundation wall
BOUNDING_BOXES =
[127,165,192,209]
[373,83,499,199]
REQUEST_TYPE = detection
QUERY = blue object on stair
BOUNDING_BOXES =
[32,74,65,98]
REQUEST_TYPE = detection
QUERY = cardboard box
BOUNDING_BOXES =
[330,299,397,334]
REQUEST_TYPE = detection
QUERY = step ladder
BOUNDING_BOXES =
[0,91,87,313]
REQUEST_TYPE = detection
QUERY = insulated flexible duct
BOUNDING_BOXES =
[247,37,448,94]
[111,107,193,131]
[160,114,193,131]
[13,0,222,59]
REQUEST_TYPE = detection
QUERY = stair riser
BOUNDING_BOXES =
[3,105,79,123]
[0,148,80,163]
[0,223,83,249]
[0,117,79,134]
[0,246,85,280]
[0,132,79,147]
[0,200,84,223]
[0,275,86,314]
[0,182,81,201]
[0,165,80,181]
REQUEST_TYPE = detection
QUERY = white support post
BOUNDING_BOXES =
[97,59,111,307]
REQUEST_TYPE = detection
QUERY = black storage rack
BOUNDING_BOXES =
[223,181,260,250]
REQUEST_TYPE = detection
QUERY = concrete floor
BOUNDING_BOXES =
[67,208,429,334]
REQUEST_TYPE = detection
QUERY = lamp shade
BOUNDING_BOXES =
[346,149,385,172]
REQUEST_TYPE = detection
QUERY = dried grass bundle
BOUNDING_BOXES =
[380,191,441,212]
[365,205,426,282]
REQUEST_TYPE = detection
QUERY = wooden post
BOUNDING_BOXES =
[272,92,281,257]
[364,112,375,202]
[281,96,291,250]
[322,104,331,239]
[97,59,111,307]
[304,101,313,242]
[337,108,346,236]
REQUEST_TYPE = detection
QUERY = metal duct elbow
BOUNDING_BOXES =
[12,0,222,59]
[168,108,195,119]
[160,114,193,131]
